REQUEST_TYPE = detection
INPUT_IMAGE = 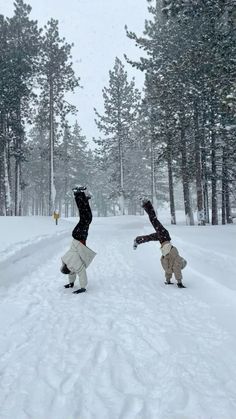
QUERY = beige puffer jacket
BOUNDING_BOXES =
[160,245,186,281]
[62,239,96,274]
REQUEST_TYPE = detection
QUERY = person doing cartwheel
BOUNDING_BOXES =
[134,199,187,288]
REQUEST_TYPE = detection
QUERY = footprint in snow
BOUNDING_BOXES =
[119,396,144,419]
[94,342,108,364]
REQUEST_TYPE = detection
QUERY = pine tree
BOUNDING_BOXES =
[95,57,140,214]
[70,120,89,188]
[126,1,195,224]
[0,14,11,215]
[53,120,93,217]
[0,1,40,215]
[126,0,236,224]
[124,99,154,212]
[38,19,80,215]
[23,109,49,215]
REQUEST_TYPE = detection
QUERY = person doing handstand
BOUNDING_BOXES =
[61,187,96,294]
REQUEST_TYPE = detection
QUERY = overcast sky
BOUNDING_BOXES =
[0,0,149,145]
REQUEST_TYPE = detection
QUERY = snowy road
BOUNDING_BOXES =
[0,216,236,419]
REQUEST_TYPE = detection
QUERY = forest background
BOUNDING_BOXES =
[0,0,235,225]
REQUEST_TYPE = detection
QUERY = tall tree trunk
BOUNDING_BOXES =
[1,115,12,216]
[64,130,69,218]
[49,79,55,216]
[14,157,20,216]
[210,102,218,225]
[118,123,125,215]
[1,118,12,217]
[180,125,194,225]
[211,136,218,224]
[150,132,158,209]
[225,153,232,223]
[39,129,45,216]
[0,113,6,215]
[4,148,11,216]
[201,111,210,223]
[14,107,23,216]
[167,137,176,224]
[221,147,226,225]
[194,99,205,225]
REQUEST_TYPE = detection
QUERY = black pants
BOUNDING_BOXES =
[72,192,92,242]
[143,201,171,243]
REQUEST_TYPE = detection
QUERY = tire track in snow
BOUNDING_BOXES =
[0,231,69,291]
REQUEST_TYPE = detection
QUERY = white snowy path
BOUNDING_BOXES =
[0,216,236,419]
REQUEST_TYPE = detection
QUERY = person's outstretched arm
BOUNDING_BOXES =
[133,233,159,249]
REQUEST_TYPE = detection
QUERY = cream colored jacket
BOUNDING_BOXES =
[62,239,96,274]
[160,245,187,281]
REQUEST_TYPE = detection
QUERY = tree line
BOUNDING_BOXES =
[96,0,236,224]
[0,0,235,224]
[0,0,79,216]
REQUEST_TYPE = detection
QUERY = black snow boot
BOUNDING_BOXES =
[177,283,186,288]
[73,288,86,294]
[165,281,173,285]
[72,186,87,195]
[64,283,74,288]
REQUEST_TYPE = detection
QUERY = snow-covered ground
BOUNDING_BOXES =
[0,212,236,419]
